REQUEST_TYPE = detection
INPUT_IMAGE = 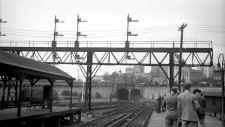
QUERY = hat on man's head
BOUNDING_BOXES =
[171,87,178,94]
[193,89,201,94]
[183,83,192,90]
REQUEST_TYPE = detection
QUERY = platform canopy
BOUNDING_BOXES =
[0,50,74,83]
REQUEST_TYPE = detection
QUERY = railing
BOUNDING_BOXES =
[0,40,213,48]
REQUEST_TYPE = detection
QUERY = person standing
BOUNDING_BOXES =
[165,88,178,127]
[177,84,199,127]
[193,89,206,127]
[157,94,162,113]
[162,94,167,112]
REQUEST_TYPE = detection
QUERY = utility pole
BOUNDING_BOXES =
[86,51,93,111]
[178,23,187,91]
[169,52,174,92]
[74,14,90,111]
[52,15,63,62]
[75,14,87,48]
[125,14,138,59]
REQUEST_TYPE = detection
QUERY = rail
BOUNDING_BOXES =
[106,106,153,127]
[0,40,213,48]
[124,106,153,127]
[77,103,153,127]
[77,103,139,127]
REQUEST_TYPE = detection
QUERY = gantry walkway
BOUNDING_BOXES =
[148,111,222,127]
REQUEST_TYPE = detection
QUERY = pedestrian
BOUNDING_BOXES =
[177,83,199,127]
[157,95,162,113]
[162,94,167,112]
[165,88,178,127]
[193,89,206,127]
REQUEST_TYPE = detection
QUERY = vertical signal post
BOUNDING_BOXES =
[0,18,7,37]
[125,14,138,59]
[75,14,87,48]
[52,15,64,62]
[178,23,187,91]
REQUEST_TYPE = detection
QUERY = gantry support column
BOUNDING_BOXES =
[6,79,12,103]
[68,81,73,109]
[48,80,54,112]
[17,77,24,117]
[1,77,7,109]
[85,51,93,111]
[169,52,174,92]
[15,80,18,106]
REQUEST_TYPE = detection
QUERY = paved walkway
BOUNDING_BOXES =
[148,111,222,127]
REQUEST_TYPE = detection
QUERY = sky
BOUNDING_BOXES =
[0,0,224,79]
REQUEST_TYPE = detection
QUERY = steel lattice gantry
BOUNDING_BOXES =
[0,46,213,110]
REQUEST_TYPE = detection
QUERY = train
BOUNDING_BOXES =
[117,88,142,101]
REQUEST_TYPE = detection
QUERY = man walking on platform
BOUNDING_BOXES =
[177,84,199,127]
[193,89,206,127]
[165,88,178,127]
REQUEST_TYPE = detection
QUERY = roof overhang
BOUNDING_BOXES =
[0,50,74,83]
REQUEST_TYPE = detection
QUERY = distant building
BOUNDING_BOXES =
[150,66,191,85]
[133,65,144,74]
[125,67,134,74]
[189,68,205,83]
[212,69,224,86]
[202,66,214,78]
[125,65,145,81]
[173,67,191,83]
[150,66,168,85]
[93,75,104,82]
[125,65,144,74]
[182,67,191,83]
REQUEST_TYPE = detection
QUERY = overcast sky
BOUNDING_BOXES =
[0,0,224,79]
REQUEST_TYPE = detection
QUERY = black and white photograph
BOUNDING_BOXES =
[0,0,224,127]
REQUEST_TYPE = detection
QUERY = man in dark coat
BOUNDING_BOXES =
[165,88,178,127]
[193,89,206,127]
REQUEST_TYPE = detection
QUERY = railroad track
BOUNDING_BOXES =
[78,103,153,127]
[106,106,153,127]
[123,106,153,127]
[106,109,143,127]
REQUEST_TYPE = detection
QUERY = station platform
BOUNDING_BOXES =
[0,106,80,121]
[148,111,222,127]
[0,106,81,127]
